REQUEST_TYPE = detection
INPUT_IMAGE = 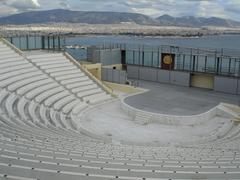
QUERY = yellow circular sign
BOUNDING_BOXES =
[163,55,173,65]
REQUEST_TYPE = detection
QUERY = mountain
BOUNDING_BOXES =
[0,9,158,25]
[0,9,240,28]
[156,15,240,27]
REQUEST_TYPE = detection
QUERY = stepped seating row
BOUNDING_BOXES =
[0,115,240,180]
[0,40,240,179]
[0,44,90,118]
[27,53,112,104]
[1,102,239,176]
[0,64,85,116]
[0,44,111,111]
[0,40,112,137]
[0,89,95,142]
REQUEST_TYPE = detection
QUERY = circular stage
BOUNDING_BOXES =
[124,81,239,116]
[76,81,239,146]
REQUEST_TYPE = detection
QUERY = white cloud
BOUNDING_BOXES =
[59,0,70,9]
[0,0,240,21]
[0,5,17,17]
[9,0,39,9]
[195,1,227,18]
[131,7,160,17]
[0,0,40,14]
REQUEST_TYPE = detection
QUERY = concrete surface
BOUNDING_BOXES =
[79,100,234,146]
[124,80,240,116]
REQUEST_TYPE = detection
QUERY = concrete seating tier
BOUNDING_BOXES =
[27,53,112,104]
[0,116,240,180]
[0,40,240,179]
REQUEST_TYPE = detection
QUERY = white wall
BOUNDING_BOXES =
[127,65,190,87]
[214,76,238,94]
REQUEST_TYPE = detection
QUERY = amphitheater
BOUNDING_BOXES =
[0,37,240,180]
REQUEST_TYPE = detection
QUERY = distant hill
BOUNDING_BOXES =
[0,9,240,28]
[156,14,240,28]
[0,9,157,25]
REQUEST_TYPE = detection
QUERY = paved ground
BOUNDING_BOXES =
[124,80,240,116]
[81,101,230,146]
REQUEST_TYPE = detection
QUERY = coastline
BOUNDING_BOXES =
[1,23,240,38]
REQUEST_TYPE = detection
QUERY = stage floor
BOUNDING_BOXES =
[124,80,239,116]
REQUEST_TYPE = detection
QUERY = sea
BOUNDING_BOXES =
[65,34,240,60]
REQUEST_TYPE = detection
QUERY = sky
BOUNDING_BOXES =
[0,0,240,21]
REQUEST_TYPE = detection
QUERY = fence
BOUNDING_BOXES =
[124,47,240,78]
[4,35,65,51]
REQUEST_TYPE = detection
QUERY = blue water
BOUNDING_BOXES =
[66,35,240,49]
[65,34,240,60]
[7,34,239,76]
[8,34,240,60]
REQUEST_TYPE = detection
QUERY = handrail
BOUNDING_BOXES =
[63,52,116,97]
